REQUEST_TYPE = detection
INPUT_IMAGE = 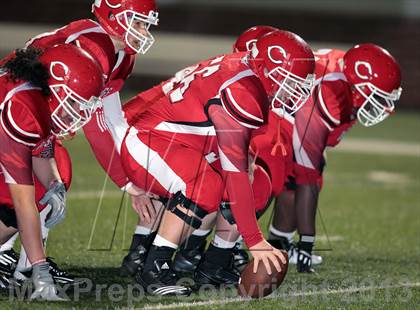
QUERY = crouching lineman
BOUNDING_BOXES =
[267,44,402,272]
[0,44,104,300]
[118,30,315,295]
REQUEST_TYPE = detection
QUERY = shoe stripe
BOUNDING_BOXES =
[153,286,188,295]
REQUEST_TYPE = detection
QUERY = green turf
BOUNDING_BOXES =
[0,112,419,309]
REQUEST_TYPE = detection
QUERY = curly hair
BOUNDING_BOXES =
[1,47,51,96]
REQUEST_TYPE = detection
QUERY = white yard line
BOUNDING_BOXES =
[331,138,419,157]
[142,282,420,310]
[67,190,122,200]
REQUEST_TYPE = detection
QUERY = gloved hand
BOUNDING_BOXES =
[30,261,68,301]
[39,181,66,229]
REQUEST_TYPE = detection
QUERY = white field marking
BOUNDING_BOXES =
[367,171,412,185]
[141,282,420,310]
[331,138,420,157]
[67,190,122,200]
[316,235,344,242]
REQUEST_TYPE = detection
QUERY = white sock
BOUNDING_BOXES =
[16,246,31,272]
[39,206,51,246]
[269,225,295,243]
[212,235,236,249]
[192,229,211,237]
[153,235,178,249]
[0,232,18,252]
[134,225,152,235]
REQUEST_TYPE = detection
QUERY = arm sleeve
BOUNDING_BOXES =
[208,104,264,248]
[293,99,330,185]
[82,108,129,189]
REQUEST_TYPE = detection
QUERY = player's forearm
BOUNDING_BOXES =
[32,157,62,189]
[8,183,45,263]
[226,171,264,248]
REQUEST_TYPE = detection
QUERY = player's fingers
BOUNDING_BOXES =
[262,256,272,275]
[253,257,259,273]
[146,200,157,218]
[269,253,282,273]
[274,249,287,265]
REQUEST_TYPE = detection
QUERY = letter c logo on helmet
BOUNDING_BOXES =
[268,46,288,64]
[354,61,374,80]
[49,62,69,82]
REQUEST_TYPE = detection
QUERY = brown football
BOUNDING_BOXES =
[238,250,289,298]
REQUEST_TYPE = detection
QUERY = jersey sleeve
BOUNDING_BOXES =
[208,104,264,248]
[0,99,43,147]
[219,76,269,130]
[293,99,330,185]
[0,125,33,185]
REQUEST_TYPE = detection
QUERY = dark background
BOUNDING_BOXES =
[1,0,419,109]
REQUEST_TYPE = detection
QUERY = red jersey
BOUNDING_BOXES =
[292,49,356,184]
[0,75,53,185]
[25,19,136,188]
[125,53,270,247]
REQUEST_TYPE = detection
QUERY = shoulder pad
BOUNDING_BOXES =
[220,76,269,129]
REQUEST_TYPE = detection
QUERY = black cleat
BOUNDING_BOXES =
[194,256,240,287]
[120,244,148,277]
[173,242,206,277]
[296,249,315,273]
[14,258,80,285]
[47,257,80,285]
[0,249,18,276]
[135,259,192,296]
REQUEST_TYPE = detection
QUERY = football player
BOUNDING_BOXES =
[0,0,159,282]
[118,25,280,280]
[0,44,104,300]
[118,30,315,295]
[266,44,402,272]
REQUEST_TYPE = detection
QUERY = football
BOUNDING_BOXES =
[238,250,289,298]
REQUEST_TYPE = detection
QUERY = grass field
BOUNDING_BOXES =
[0,111,419,309]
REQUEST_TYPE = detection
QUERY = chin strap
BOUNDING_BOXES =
[271,120,287,157]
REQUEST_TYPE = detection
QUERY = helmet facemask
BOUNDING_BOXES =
[355,83,401,127]
[50,84,100,136]
[116,10,158,54]
[269,65,314,115]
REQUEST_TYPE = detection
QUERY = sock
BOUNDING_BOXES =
[39,205,51,247]
[129,227,157,251]
[204,243,234,269]
[212,235,236,249]
[298,234,315,254]
[153,235,178,249]
[268,225,295,243]
[181,229,211,251]
[0,232,18,252]
[16,246,31,272]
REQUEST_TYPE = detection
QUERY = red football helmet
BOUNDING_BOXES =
[249,30,315,114]
[92,0,159,54]
[343,43,402,127]
[233,25,278,52]
[39,44,104,136]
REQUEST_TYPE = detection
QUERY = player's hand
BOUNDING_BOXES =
[249,239,287,275]
[130,190,160,224]
[39,181,66,229]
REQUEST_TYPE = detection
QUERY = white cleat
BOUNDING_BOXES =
[288,246,323,265]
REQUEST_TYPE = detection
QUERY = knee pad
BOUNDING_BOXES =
[167,192,208,229]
